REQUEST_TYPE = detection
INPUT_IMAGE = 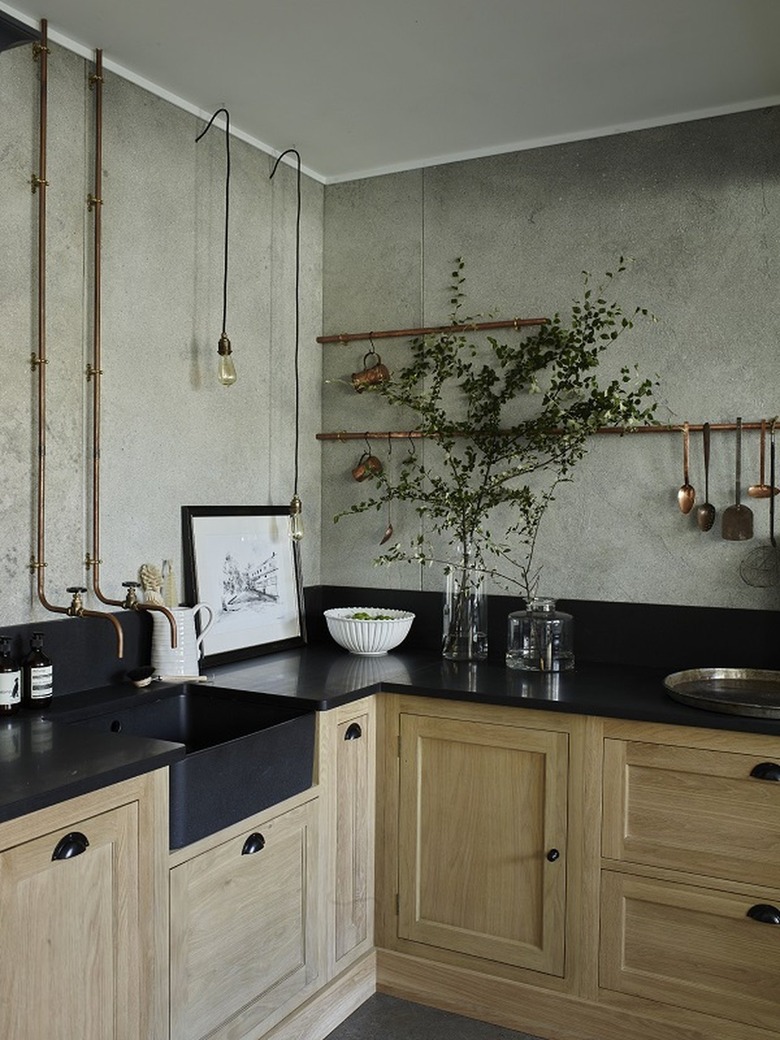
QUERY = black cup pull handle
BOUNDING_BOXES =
[747,903,780,925]
[52,831,89,861]
[241,832,266,855]
[546,848,560,862]
[344,722,363,741]
[750,762,780,782]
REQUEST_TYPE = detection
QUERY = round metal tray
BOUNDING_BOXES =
[663,668,780,718]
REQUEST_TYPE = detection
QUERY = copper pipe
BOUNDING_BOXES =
[30,21,69,620]
[83,51,176,647]
[28,24,123,658]
[317,317,547,345]
[316,420,777,441]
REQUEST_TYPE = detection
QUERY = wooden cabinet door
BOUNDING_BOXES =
[334,706,375,968]
[600,869,780,1032]
[170,798,320,1040]
[0,804,140,1040]
[398,713,568,975]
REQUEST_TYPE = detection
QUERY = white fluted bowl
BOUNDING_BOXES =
[324,608,415,656]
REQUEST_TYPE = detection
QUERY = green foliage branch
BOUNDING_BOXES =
[335,259,658,601]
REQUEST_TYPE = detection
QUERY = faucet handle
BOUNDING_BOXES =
[121,580,140,607]
[66,586,87,613]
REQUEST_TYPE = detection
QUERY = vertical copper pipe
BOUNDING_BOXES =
[30,24,123,657]
[84,52,176,646]
[31,20,67,619]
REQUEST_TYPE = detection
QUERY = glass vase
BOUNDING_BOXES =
[505,597,574,672]
[442,549,487,661]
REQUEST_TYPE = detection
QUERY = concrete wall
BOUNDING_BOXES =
[1,43,323,627]
[322,110,780,610]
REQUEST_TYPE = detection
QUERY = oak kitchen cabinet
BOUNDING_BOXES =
[0,769,168,1040]
[322,697,376,977]
[374,696,598,990]
[374,696,780,1040]
[600,720,780,1037]
[169,794,322,1040]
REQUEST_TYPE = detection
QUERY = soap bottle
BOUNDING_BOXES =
[0,637,22,715]
[23,632,53,709]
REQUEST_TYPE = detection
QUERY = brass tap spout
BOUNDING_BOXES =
[137,604,178,647]
[66,586,124,658]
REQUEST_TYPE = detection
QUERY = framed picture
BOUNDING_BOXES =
[182,505,305,666]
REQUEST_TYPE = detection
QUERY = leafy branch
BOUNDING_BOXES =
[334,258,658,602]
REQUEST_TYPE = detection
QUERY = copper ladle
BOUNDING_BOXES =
[748,419,780,498]
[677,422,695,514]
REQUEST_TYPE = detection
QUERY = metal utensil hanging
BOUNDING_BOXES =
[740,418,780,587]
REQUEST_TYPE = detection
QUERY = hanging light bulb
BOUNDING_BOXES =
[217,332,237,386]
[289,493,303,542]
[196,109,235,387]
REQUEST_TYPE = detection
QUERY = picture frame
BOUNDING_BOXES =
[182,505,306,666]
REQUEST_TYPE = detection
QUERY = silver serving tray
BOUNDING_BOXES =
[664,668,780,718]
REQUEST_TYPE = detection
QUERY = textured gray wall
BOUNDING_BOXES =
[1,43,323,627]
[322,110,780,610]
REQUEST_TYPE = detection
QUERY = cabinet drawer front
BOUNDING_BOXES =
[398,714,568,975]
[170,801,318,1040]
[602,739,780,885]
[600,870,780,1031]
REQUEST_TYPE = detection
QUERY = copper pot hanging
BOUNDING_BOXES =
[351,350,389,392]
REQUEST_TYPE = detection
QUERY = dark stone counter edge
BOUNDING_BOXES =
[5,647,780,829]
[0,719,185,827]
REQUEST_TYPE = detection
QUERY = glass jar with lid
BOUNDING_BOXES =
[506,597,574,672]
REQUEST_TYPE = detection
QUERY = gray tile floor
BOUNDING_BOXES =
[323,994,544,1040]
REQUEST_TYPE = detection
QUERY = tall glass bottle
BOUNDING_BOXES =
[23,632,53,709]
[442,543,488,661]
[0,637,21,715]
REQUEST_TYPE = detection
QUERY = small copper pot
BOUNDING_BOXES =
[351,351,390,393]
[352,452,383,482]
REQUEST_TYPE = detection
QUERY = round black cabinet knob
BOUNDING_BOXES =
[546,848,560,862]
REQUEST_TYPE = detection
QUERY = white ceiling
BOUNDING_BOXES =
[3,0,780,183]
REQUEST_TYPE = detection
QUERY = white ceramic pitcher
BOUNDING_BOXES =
[151,603,214,677]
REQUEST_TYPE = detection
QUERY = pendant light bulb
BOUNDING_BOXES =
[289,493,303,542]
[217,332,237,386]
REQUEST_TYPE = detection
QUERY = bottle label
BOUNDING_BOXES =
[0,671,22,706]
[28,665,53,700]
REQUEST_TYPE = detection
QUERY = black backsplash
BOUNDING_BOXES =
[2,588,778,698]
[315,586,780,672]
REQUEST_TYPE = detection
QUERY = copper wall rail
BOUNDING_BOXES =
[317,421,772,441]
[317,317,547,345]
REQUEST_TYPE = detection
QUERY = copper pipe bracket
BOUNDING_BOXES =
[86,194,103,210]
[88,72,104,88]
[85,365,103,382]
[32,42,50,60]
[30,174,48,194]
[84,553,101,570]
[30,353,47,369]
[29,556,46,572]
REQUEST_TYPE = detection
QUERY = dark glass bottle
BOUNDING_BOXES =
[0,637,21,715]
[23,632,53,709]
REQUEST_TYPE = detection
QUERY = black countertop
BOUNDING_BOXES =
[208,646,780,737]
[4,646,780,828]
[0,713,183,825]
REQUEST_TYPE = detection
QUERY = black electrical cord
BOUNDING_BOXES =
[195,108,231,339]
[269,148,302,496]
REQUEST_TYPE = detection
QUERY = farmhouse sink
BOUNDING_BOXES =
[66,684,315,848]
